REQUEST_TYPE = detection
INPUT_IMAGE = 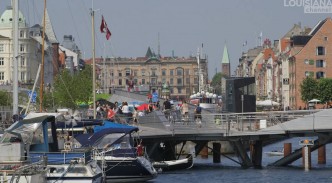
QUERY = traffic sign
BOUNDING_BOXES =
[27,90,37,103]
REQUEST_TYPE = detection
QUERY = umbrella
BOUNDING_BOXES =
[309,99,320,103]
[136,103,149,111]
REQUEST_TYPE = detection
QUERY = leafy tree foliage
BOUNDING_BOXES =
[317,78,332,103]
[0,90,10,106]
[210,72,227,95]
[53,66,93,109]
[300,77,318,103]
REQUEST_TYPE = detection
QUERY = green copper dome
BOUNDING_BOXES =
[0,6,26,28]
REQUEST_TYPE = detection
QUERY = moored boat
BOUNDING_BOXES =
[152,154,194,172]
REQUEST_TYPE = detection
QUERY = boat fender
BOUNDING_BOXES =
[137,144,144,156]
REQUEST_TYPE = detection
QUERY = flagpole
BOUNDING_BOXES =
[91,4,96,119]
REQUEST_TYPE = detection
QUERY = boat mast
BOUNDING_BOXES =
[39,0,47,112]
[12,0,19,115]
[91,2,96,119]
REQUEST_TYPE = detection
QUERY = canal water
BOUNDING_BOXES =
[151,137,332,183]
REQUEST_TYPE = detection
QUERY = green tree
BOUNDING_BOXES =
[52,66,93,109]
[0,90,10,106]
[300,77,318,103]
[210,72,227,95]
[317,78,332,103]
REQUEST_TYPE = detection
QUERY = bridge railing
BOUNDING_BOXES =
[204,109,322,134]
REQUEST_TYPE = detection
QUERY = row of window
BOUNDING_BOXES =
[0,44,27,52]
[118,77,198,86]
[114,68,195,77]
[0,57,26,66]
[0,72,26,81]
[304,59,326,67]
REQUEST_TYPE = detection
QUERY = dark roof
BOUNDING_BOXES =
[291,35,312,46]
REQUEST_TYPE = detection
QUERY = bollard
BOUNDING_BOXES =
[212,143,221,163]
[302,146,311,171]
[284,143,292,157]
[200,145,208,159]
[318,144,326,164]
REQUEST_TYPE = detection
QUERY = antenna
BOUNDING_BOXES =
[158,32,160,58]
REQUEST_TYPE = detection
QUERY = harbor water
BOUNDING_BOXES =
[151,137,332,183]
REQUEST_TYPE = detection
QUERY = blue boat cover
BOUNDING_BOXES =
[75,121,138,147]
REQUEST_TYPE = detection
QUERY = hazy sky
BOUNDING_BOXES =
[1,0,331,79]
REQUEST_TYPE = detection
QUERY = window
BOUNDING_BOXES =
[20,30,24,38]
[0,44,4,52]
[125,69,130,76]
[20,57,25,66]
[133,70,137,76]
[0,57,4,65]
[118,72,122,77]
[162,78,166,84]
[162,69,166,76]
[142,79,145,84]
[177,87,182,94]
[316,46,325,55]
[141,70,145,76]
[170,78,173,85]
[304,59,309,65]
[186,77,190,84]
[185,69,190,75]
[324,37,328,41]
[20,72,25,81]
[316,60,325,68]
[118,79,122,86]
[0,72,4,80]
[20,44,25,52]
[176,68,183,76]
[283,78,289,85]
[170,70,174,76]
[151,70,156,77]
[305,71,314,77]
[177,78,182,85]
[316,71,325,79]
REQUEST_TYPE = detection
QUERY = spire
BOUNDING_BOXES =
[145,47,153,58]
[222,45,230,64]
[42,8,58,43]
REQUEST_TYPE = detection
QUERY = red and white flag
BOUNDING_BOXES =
[100,15,111,40]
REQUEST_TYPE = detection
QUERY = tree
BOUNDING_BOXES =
[210,72,227,95]
[0,90,10,106]
[52,66,93,109]
[300,77,318,103]
[317,78,332,104]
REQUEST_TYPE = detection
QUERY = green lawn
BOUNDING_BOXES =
[96,93,111,100]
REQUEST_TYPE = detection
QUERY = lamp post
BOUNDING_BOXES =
[241,94,244,131]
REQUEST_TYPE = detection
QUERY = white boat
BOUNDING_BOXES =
[265,149,284,156]
[153,154,194,172]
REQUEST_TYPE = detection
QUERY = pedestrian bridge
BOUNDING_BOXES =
[110,90,332,168]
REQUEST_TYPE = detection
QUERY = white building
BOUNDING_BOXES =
[0,6,58,86]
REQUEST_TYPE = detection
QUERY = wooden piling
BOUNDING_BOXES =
[318,144,326,164]
[284,143,292,157]
[213,143,221,163]
[200,145,208,159]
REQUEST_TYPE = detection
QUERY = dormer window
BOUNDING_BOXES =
[9,18,12,21]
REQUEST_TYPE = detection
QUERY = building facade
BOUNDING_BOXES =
[86,48,209,100]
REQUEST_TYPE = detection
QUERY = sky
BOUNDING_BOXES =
[1,0,331,79]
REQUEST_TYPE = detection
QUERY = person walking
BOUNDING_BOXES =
[163,99,172,120]
[194,104,202,128]
[181,101,189,124]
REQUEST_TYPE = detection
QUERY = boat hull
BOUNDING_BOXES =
[153,155,194,171]
[97,156,157,183]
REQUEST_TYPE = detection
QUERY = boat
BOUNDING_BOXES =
[152,154,194,172]
[74,121,158,183]
[265,149,284,156]
[18,113,103,182]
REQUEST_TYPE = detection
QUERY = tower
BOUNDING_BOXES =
[221,45,230,77]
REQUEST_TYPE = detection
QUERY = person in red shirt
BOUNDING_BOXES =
[107,107,116,121]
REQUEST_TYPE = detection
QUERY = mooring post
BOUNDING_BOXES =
[200,144,208,159]
[284,143,292,157]
[250,140,262,168]
[318,143,326,164]
[212,143,221,163]
[300,139,314,171]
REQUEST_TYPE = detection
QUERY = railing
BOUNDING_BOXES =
[127,109,325,136]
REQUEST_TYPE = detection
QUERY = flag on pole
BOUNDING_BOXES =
[100,15,111,40]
